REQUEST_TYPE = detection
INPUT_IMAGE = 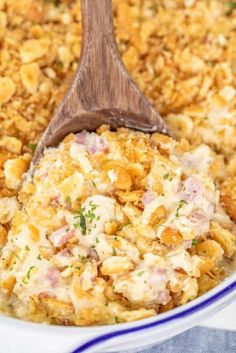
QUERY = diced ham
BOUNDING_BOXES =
[154,267,168,280]
[156,289,171,305]
[181,176,203,202]
[191,210,208,224]
[45,268,60,287]
[141,191,156,206]
[75,131,88,145]
[88,247,100,261]
[49,194,60,207]
[87,135,108,154]
[75,132,108,154]
[50,226,74,247]
[183,239,193,249]
[59,248,71,257]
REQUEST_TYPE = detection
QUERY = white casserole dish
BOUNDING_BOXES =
[0,272,235,353]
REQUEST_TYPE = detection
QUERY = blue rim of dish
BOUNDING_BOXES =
[72,280,236,353]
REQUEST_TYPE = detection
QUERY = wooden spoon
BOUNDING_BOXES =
[34,0,169,162]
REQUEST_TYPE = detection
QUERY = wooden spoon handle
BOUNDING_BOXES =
[81,0,114,46]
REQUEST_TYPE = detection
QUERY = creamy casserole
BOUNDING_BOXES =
[0,126,235,325]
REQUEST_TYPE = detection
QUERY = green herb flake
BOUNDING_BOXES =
[26,266,36,280]
[203,116,209,120]
[192,239,198,246]
[55,60,63,69]
[92,180,97,188]
[22,277,28,285]
[225,1,236,9]
[96,238,100,244]
[44,0,60,6]
[78,254,87,264]
[22,266,36,284]
[25,245,30,251]
[86,202,98,224]
[115,316,121,324]
[224,1,236,14]
[65,195,71,203]
[74,209,87,235]
[176,200,188,217]
[137,270,145,277]
[28,143,37,153]
[163,173,173,181]
[37,254,42,260]
[74,203,99,235]
[112,248,117,256]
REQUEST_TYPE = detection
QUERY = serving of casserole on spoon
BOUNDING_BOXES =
[0,0,235,327]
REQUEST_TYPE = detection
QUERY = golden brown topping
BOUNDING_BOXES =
[220,178,236,222]
[210,222,236,258]
[161,227,183,246]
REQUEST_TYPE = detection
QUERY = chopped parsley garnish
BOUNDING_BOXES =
[28,143,37,153]
[37,254,42,260]
[78,254,87,264]
[192,239,198,246]
[96,237,100,244]
[44,0,60,6]
[137,270,145,277]
[27,266,36,280]
[22,266,36,284]
[86,202,98,224]
[74,203,98,235]
[74,209,87,235]
[163,173,173,181]
[115,316,121,324]
[225,1,236,9]
[112,248,117,256]
[55,60,63,69]
[22,277,28,284]
[225,1,236,14]
[65,195,71,203]
[176,200,188,217]
[92,180,97,188]
[25,245,30,251]
[203,116,209,120]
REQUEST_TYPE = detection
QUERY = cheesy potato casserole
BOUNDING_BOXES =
[0,0,236,326]
[0,126,235,325]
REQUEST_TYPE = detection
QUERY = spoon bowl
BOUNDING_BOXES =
[34,0,169,162]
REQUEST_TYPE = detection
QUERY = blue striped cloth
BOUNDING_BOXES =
[124,327,236,353]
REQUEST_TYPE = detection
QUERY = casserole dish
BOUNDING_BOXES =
[0,272,235,353]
